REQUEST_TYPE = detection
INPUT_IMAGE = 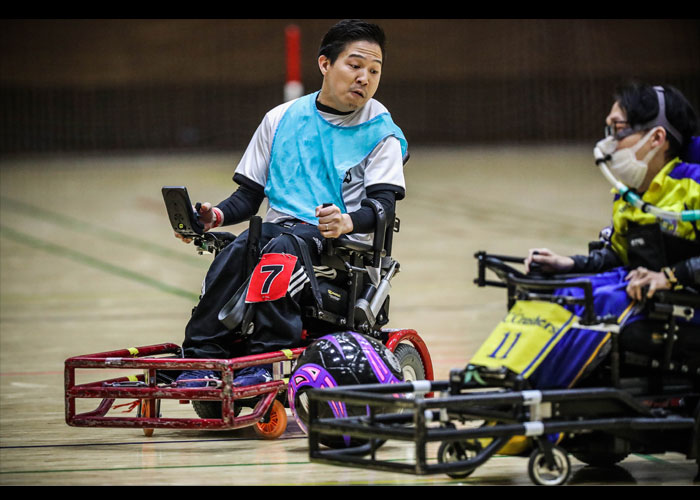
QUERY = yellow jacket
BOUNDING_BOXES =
[610,158,700,266]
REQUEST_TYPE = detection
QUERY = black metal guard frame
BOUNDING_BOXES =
[306,380,696,476]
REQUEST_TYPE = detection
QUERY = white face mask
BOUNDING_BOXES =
[594,127,661,189]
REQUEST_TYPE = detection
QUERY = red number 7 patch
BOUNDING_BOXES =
[245,253,299,303]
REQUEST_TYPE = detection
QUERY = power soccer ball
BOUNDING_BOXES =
[288,331,403,448]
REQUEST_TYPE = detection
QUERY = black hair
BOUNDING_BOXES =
[614,81,698,160]
[318,19,386,64]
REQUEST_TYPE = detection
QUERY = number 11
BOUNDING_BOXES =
[488,331,521,359]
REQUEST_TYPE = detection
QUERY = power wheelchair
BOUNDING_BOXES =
[64,187,433,439]
[304,251,700,485]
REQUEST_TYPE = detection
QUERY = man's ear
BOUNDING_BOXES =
[651,126,668,149]
[318,55,330,76]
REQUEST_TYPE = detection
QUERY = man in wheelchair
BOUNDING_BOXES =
[496,82,699,390]
[174,20,408,388]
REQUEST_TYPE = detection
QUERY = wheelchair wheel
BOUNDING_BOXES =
[292,385,387,451]
[192,400,242,419]
[437,439,481,479]
[254,399,287,440]
[393,343,426,382]
[527,444,571,486]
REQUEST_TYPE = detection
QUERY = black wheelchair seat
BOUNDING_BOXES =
[163,186,402,341]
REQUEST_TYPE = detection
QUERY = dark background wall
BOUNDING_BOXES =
[1,19,698,154]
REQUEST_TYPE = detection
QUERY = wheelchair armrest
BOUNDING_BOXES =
[473,251,603,285]
[474,251,527,286]
[474,251,598,324]
[646,289,699,322]
[330,236,374,254]
[361,198,387,267]
[652,289,700,308]
[325,198,390,266]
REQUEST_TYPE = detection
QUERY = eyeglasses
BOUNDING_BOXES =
[604,120,637,141]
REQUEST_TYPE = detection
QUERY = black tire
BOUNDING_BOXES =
[293,386,380,451]
[528,445,571,486]
[393,343,426,382]
[437,440,481,479]
[192,400,242,419]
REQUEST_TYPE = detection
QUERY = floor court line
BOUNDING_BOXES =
[1,370,65,377]
[0,224,199,301]
[0,460,315,476]
[0,452,496,483]
[0,196,208,270]
[1,435,306,450]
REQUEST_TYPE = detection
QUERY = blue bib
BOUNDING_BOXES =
[265,92,407,224]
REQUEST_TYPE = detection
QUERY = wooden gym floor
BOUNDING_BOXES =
[0,147,697,486]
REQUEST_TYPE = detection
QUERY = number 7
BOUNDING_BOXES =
[260,264,284,294]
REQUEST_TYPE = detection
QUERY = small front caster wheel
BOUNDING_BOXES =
[437,439,481,479]
[527,444,571,486]
[254,399,288,440]
[138,398,159,437]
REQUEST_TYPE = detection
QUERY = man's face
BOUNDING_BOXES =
[317,40,383,113]
[606,101,647,154]
[605,101,664,159]
[605,100,668,190]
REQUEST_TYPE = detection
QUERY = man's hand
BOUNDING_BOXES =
[316,204,353,239]
[525,248,575,274]
[174,202,217,244]
[625,266,671,301]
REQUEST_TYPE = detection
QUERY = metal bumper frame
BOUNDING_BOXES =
[306,377,698,478]
[65,327,433,433]
[65,342,304,432]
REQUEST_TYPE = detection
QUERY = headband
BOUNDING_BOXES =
[644,86,683,144]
